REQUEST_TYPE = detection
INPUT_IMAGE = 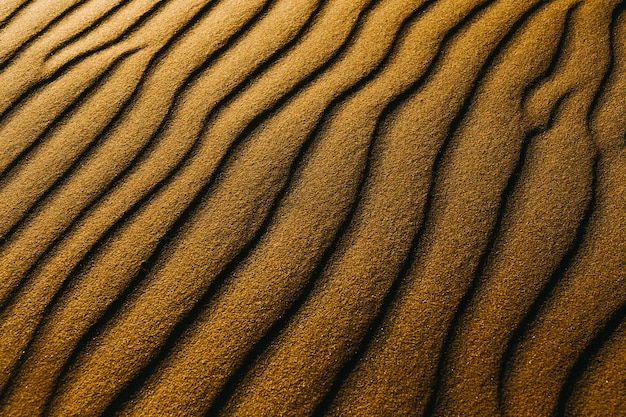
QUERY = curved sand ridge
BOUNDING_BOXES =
[0,0,625,415]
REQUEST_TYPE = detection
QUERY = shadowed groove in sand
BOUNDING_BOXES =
[0,2,380,406]
[497,2,626,408]
[1,0,376,410]
[0,1,31,31]
[0,0,279,400]
[0,46,142,212]
[546,8,626,416]
[17,0,340,389]
[428,87,573,416]
[45,0,140,60]
[0,2,270,397]
[0,0,236,284]
[587,2,626,128]
[0,0,187,129]
[557,299,626,416]
[203,1,500,414]
[98,0,454,412]
[327,1,575,414]
[0,0,93,71]
[0,0,333,277]
[310,0,496,413]
[426,2,581,414]
[0,0,624,415]
[496,118,597,414]
[520,3,580,113]
[39,0,335,409]
[0,0,238,323]
[555,6,626,414]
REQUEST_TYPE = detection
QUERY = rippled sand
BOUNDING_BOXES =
[0,0,625,415]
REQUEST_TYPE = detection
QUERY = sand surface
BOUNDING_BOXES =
[0,0,625,415]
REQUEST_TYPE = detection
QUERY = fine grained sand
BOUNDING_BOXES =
[0,0,624,415]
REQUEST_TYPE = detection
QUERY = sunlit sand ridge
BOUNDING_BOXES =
[0,0,625,415]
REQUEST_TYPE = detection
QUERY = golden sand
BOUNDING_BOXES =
[0,0,625,415]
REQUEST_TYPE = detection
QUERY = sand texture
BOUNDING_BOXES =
[0,0,625,415]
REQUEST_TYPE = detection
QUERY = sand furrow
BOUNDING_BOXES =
[504,148,626,416]
[0,47,148,303]
[0,0,214,124]
[39,1,452,414]
[317,2,560,416]
[0,48,142,235]
[0,0,251,307]
[0,1,332,395]
[564,304,626,416]
[0,0,89,67]
[590,2,626,157]
[499,3,622,416]
[45,0,141,60]
[44,0,170,65]
[0,0,376,412]
[426,3,584,415]
[0,0,380,412]
[0,1,279,414]
[0,1,31,30]
[0,45,140,178]
[213,2,511,416]
[111,2,497,415]
[0,48,146,395]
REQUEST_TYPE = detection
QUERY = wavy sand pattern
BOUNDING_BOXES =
[0,0,625,415]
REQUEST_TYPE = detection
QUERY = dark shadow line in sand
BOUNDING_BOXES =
[426,89,572,417]
[520,3,580,115]
[310,1,497,414]
[0,0,194,128]
[0,0,619,415]
[0,0,328,325]
[0,47,141,213]
[497,2,626,408]
[549,11,625,416]
[46,0,133,60]
[0,41,108,125]
[418,5,577,416]
[587,2,625,131]
[0,0,92,71]
[0,0,35,32]
[213,0,553,414]
[0,49,144,315]
[424,3,581,414]
[87,0,448,414]
[0,0,258,405]
[44,0,171,63]
[0,2,228,308]
[201,3,455,416]
[40,0,351,411]
[497,154,598,411]
[2,0,380,404]
[0,3,247,252]
[556,299,626,416]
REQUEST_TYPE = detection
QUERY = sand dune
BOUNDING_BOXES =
[0,0,625,415]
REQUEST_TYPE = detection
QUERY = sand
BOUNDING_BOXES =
[0,0,624,416]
